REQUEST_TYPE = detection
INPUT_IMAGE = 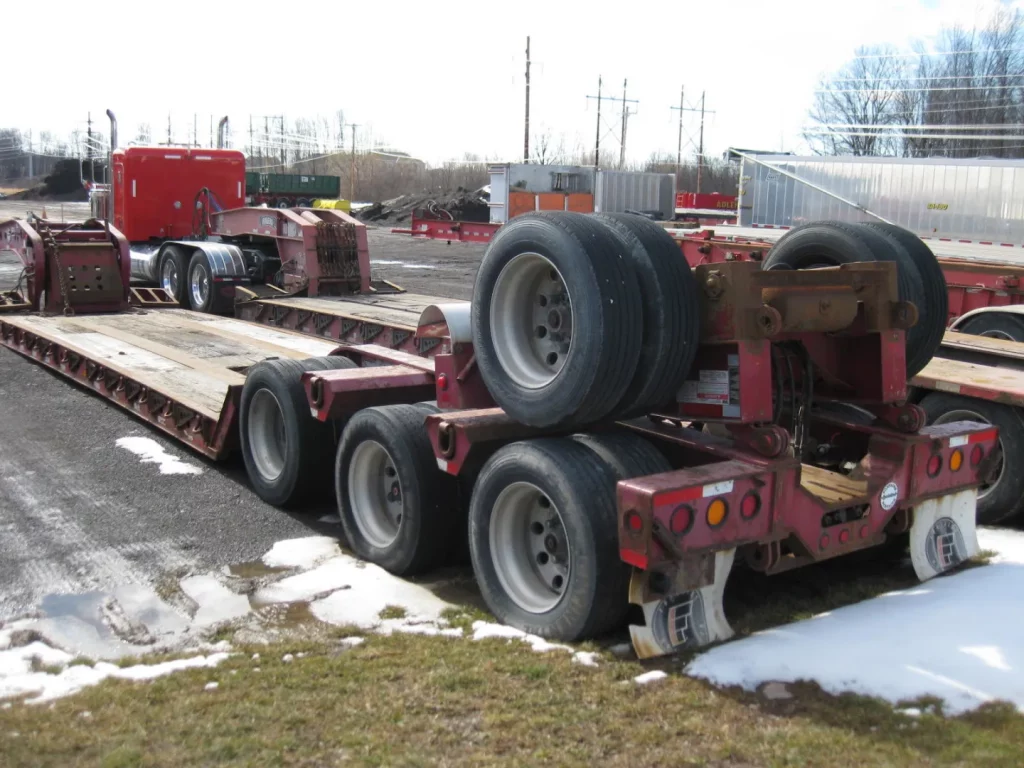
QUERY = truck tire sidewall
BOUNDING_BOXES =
[160,245,188,305]
[762,222,879,270]
[335,407,438,574]
[919,392,1024,524]
[470,213,642,428]
[468,439,623,641]
[240,360,321,507]
[187,250,231,314]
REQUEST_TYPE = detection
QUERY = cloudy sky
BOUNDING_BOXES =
[3,0,1018,165]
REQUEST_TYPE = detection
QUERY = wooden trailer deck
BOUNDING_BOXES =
[0,309,341,458]
[236,292,466,357]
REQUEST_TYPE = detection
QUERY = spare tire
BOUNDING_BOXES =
[762,221,930,377]
[589,213,700,415]
[471,212,643,428]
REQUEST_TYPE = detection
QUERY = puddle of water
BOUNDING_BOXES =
[227,560,289,579]
[179,574,251,628]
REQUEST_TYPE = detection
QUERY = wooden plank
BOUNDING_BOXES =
[912,356,1024,406]
[2,315,226,418]
[142,309,340,359]
[799,464,868,504]
[254,293,464,330]
[59,317,247,386]
[940,330,1024,362]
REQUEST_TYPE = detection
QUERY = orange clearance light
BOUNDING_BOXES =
[950,449,964,472]
[706,498,728,528]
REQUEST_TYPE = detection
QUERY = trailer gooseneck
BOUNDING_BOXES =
[0,210,996,659]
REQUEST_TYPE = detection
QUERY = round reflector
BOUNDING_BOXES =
[971,445,984,467]
[740,492,761,520]
[624,511,643,533]
[926,454,942,477]
[950,449,963,472]
[669,505,694,536]
[706,498,728,528]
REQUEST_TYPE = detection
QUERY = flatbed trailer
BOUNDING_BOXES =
[0,211,996,660]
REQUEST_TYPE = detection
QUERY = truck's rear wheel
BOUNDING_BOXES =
[159,245,188,305]
[187,250,232,314]
[469,438,627,640]
[589,213,700,415]
[240,356,355,507]
[918,392,1024,524]
[335,405,452,575]
[570,430,671,479]
[471,212,643,428]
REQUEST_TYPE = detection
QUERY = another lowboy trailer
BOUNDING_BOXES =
[0,211,996,659]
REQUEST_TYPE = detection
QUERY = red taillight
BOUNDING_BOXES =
[437,373,449,391]
[839,529,850,544]
[927,454,942,477]
[971,445,984,467]
[624,511,643,533]
[740,492,761,520]
[669,505,694,536]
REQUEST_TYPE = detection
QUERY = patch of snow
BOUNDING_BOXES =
[179,575,250,628]
[253,667,261,672]
[204,682,219,691]
[761,681,793,701]
[78,710,91,719]
[338,637,364,648]
[634,670,668,685]
[0,649,230,704]
[115,437,202,475]
[261,537,341,570]
[251,653,260,661]
[471,622,572,654]
[608,642,634,658]
[898,707,921,717]
[384,621,462,638]
[686,527,1024,715]
[572,652,600,667]
[282,654,294,663]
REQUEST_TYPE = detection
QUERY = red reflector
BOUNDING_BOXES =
[620,548,648,570]
[971,445,984,467]
[927,454,942,477]
[839,529,850,544]
[625,511,643,532]
[969,428,998,444]
[669,505,694,536]
[437,373,449,391]
[740,492,761,520]
[819,533,830,550]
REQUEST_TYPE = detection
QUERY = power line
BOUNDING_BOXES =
[831,72,1024,83]
[811,122,1024,130]
[820,83,1024,93]
[806,129,1024,140]
[844,45,1024,60]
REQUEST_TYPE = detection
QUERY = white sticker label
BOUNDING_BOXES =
[703,480,735,497]
[680,370,730,405]
[880,482,899,511]
[949,435,969,448]
[259,215,275,228]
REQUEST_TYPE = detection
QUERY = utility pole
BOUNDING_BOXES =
[676,86,684,170]
[193,113,197,148]
[167,113,172,145]
[249,116,254,160]
[618,79,640,169]
[523,36,531,163]
[87,112,93,183]
[697,91,706,193]
[264,116,270,165]
[27,130,32,178]
[585,76,603,168]
[349,123,359,201]
[210,115,214,148]
[279,116,285,168]
[670,88,715,192]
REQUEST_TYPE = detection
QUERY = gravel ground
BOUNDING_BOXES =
[365,227,485,300]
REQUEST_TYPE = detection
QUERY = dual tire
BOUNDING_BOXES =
[158,246,232,314]
[470,211,699,428]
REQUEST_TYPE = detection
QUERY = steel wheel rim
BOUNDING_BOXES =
[347,440,403,548]
[489,481,570,613]
[161,259,179,296]
[489,252,573,389]
[979,329,1015,341]
[191,263,210,308]
[248,388,287,482]
[931,408,1003,501]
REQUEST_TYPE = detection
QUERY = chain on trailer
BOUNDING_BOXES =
[35,219,73,316]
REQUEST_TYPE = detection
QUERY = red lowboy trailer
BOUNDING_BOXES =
[0,211,996,659]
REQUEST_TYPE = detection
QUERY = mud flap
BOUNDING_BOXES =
[628,548,736,660]
[909,489,979,582]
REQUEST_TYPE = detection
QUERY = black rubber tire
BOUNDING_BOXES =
[468,437,629,641]
[957,311,1024,343]
[299,355,358,373]
[186,250,232,314]
[470,212,644,428]
[158,244,188,306]
[589,213,700,414]
[240,358,343,508]
[762,221,928,376]
[860,222,949,362]
[275,198,290,209]
[570,430,672,479]
[413,400,441,413]
[335,404,452,575]
[918,392,1024,524]
[296,198,311,208]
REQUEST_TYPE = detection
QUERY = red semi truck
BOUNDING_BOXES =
[0,208,996,658]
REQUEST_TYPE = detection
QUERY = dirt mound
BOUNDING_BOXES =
[9,184,88,202]
[357,187,489,226]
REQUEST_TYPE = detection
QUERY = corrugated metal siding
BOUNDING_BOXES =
[595,171,675,218]
[741,154,1024,243]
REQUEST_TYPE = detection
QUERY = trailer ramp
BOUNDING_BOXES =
[0,309,339,459]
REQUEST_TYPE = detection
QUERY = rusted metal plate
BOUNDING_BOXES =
[304,365,435,420]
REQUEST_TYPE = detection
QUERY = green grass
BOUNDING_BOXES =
[378,605,408,620]
[1,630,1021,768]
